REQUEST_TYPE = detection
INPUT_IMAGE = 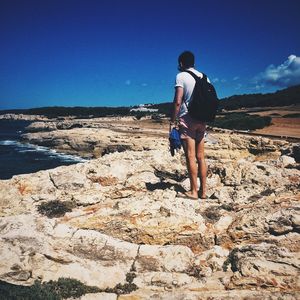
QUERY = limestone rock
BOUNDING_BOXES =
[76,293,117,300]
[25,121,57,132]
[278,154,296,167]
[21,118,169,158]
[136,245,194,273]
[0,120,299,299]
[226,243,300,290]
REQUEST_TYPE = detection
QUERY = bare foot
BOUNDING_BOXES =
[178,191,198,200]
[185,191,198,200]
[199,189,207,199]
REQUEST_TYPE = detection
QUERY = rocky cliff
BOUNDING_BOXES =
[0,120,300,299]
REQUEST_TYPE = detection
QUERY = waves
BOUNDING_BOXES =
[0,119,89,179]
[0,140,87,163]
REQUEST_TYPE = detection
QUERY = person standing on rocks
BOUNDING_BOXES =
[170,51,207,200]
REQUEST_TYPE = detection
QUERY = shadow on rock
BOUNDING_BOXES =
[146,182,185,193]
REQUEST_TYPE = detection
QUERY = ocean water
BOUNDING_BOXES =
[0,119,87,180]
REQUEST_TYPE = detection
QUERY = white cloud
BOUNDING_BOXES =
[233,76,239,81]
[125,79,131,85]
[253,84,265,90]
[141,83,148,87]
[235,83,242,90]
[212,78,226,83]
[257,54,300,87]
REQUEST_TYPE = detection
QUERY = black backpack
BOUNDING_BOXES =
[184,70,219,122]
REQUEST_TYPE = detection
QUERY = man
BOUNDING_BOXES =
[170,51,207,200]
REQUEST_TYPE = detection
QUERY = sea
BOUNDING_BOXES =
[0,119,87,180]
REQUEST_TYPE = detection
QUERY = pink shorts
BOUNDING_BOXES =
[179,114,206,141]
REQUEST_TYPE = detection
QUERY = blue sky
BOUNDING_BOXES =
[1,0,300,109]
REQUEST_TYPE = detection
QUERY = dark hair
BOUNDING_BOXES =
[178,51,195,68]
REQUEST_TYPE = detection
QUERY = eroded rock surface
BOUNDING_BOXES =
[21,117,167,158]
[0,124,300,299]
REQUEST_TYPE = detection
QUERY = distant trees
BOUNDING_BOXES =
[219,84,300,110]
[1,84,299,118]
[0,106,131,118]
[211,113,272,130]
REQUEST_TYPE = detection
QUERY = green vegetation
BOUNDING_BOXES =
[0,274,138,299]
[219,84,300,110]
[131,111,151,120]
[0,278,100,300]
[0,106,131,118]
[105,282,138,295]
[1,85,298,119]
[37,200,75,218]
[151,102,172,116]
[282,113,300,118]
[211,113,272,130]
[0,104,172,119]
[103,271,137,295]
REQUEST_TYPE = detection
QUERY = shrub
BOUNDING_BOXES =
[211,113,272,130]
[37,200,75,218]
[282,113,300,118]
[0,278,100,300]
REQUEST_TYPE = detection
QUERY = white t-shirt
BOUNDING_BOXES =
[175,67,210,117]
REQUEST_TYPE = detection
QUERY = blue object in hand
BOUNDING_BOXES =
[169,127,181,156]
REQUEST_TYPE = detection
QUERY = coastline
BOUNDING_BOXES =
[19,115,169,159]
[0,119,87,179]
[2,113,300,160]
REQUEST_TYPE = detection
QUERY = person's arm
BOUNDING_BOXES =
[170,86,183,129]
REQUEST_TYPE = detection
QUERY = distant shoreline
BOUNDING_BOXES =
[1,109,300,140]
[1,83,299,117]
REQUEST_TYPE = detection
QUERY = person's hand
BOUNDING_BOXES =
[169,121,175,133]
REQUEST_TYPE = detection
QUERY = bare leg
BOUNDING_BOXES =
[182,138,198,198]
[196,138,207,198]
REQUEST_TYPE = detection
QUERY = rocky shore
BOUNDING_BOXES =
[0,116,300,299]
[20,117,168,158]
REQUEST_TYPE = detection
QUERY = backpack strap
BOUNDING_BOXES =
[182,70,207,111]
[185,70,207,82]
